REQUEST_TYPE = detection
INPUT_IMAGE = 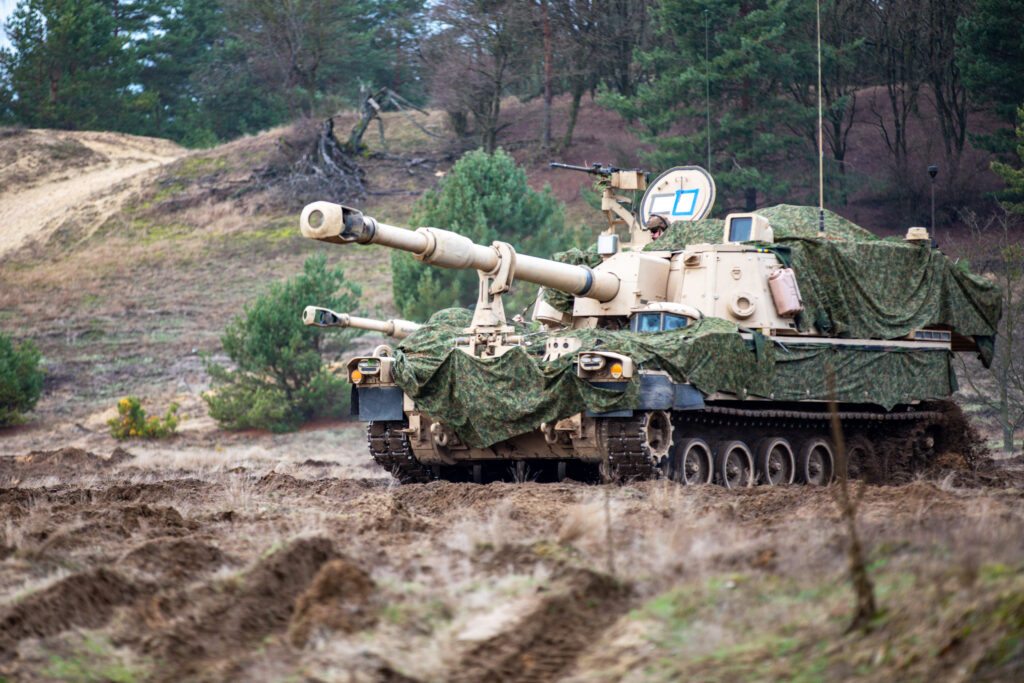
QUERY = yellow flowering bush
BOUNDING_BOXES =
[108,396,179,440]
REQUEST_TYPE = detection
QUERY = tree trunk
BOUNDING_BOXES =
[562,79,584,149]
[541,1,552,148]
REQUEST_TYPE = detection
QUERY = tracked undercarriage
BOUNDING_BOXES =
[366,400,963,486]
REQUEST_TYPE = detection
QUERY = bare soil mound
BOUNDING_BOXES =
[0,447,132,485]
[0,568,150,661]
[123,537,231,580]
[142,536,336,677]
[0,128,184,257]
[287,556,377,646]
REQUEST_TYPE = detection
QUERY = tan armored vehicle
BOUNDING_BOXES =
[301,165,1000,486]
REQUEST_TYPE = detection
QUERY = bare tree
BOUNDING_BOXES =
[220,0,335,116]
[548,0,603,149]
[424,0,538,153]
[956,208,1024,454]
[921,0,971,191]
[865,0,925,196]
[781,0,871,204]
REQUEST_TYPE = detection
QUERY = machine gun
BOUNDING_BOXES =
[550,161,625,176]
[551,161,649,241]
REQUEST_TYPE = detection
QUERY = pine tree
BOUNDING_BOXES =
[391,148,574,322]
[605,0,804,211]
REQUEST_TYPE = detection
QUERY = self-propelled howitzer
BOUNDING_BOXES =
[300,168,1000,486]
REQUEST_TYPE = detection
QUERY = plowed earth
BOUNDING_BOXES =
[1,439,1023,681]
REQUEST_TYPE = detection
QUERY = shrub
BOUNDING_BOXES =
[0,333,44,426]
[203,251,361,432]
[108,396,180,439]
[391,148,579,322]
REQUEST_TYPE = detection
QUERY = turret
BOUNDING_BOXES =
[302,306,420,339]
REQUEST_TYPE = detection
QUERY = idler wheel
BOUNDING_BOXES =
[755,437,795,486]
[667,438,713,485]
[798,438,835,486]
[716,440,754,488]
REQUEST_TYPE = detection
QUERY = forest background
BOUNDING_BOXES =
[1,0,1022,223]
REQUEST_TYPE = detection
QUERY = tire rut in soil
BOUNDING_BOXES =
[139,536,337,679]
[449,568,630,683]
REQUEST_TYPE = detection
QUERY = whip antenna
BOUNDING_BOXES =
[816,0,825,236]
[705,9,711,172]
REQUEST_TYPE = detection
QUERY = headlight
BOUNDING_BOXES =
[357,359,381,375]
[579,354,606,372]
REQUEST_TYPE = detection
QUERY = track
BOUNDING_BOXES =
[367,420,433,483]
[366,400,975,485]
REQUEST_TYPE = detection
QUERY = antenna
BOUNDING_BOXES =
[816,0,825,237]
[705,9,711,173]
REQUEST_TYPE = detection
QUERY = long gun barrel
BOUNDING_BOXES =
[302,306,420,339]
[300,202,620,302]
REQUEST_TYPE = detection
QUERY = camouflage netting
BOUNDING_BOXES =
[778,237,1001,360]
[644,204,877,251]
[390,308,957,448]
[393,310,770,447]
[772,344,955,406]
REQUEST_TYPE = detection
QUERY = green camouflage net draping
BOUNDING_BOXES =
[772,343,955,407]
[392,310,770,447]
[388,309,956,448]
[778,237,1001,362]
[644,204,876,251]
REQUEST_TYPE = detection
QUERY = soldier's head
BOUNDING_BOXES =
[647,214,668,240]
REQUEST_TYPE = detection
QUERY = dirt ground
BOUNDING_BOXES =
[1,432,1023,681]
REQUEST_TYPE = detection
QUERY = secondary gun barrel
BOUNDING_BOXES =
[302,306,420,339]
[300,202,620,302]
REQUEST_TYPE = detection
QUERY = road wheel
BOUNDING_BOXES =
[716,440,754,489]
[798,438,835,486]
[756,437,795,486]
[668,438,713,485]
[845,435,879,483]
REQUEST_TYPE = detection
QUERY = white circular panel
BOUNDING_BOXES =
[639,166,716,226]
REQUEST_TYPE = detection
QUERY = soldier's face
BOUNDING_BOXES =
[651,227,664,240]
